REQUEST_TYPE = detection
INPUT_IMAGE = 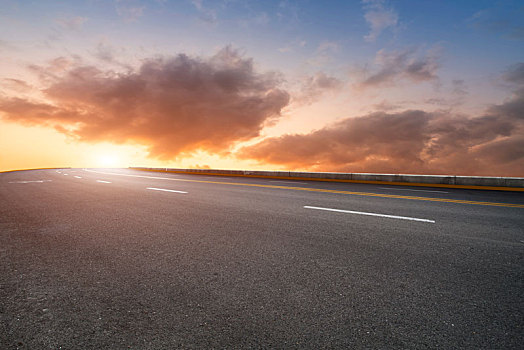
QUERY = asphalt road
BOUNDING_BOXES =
[1,168,523,349]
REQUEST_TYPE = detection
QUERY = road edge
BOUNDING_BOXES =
[129,167,524,192]
[0,167,70,173]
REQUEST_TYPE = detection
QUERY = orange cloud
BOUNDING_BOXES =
[239,77,524,176]
[0,48,290,160]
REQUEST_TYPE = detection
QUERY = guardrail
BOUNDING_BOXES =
[129,167,524,191]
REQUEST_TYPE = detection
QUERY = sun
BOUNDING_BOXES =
[86,143,148,169]
[96,153,120,167]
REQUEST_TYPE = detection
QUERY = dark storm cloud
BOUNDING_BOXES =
[0,48,290,159]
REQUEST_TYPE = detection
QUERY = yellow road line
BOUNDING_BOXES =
[133,168,524,192]
[192,181,524,208]
[0,167,69,173]
[97,169,524,209]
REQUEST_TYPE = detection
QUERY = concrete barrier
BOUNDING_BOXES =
[129,167,524,191]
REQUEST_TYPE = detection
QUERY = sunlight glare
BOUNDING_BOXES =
[96,153,120,167]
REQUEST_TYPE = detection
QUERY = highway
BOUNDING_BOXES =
[1,168,523,349]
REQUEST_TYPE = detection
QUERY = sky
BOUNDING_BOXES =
[0,0,523,176]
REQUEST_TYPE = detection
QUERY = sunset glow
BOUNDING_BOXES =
[0,1,522,175]
[93,153,121,168]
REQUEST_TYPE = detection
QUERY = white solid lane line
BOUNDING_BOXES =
[304,206,435,223]
[147,187,187,194]
[74,176,82,179]
[84,169,301,187]
[379,187,449,194]
[63,174,69,176]
[84,169,177,180]
[96,180,111,183]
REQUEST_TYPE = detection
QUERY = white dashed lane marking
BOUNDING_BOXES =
[147,187,187,194]
[304,205,435,223]
[8,180,52,184]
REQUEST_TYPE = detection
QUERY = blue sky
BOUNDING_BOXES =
[0,0,523,175]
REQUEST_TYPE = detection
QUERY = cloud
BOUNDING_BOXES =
[316,41,339,53]
[239,110,434,172]
[94,42,115,62]
[469,7,524,40]
[278,47,292,53]
[253,12,270,25]
[93,42,130,66]
[451,79,468,97]
[0,48,290,160]
[26,56,83,84]
[419,79,469,108]
[362,0,398,42]
[502,62,524,85]
[278,40,306,54]
[238,12,270,29]
[420,79,469,108]
[115,0,145,22]
[0,39,11,48]
[191,0,217,24]
[307,41,340,66]
[356,48,440,89]
[372,100,403,111]
[2,79,33,93]
[55,16,88,31]
[276,1,299,25]
[239,78,524,176]
[295,72,343,104]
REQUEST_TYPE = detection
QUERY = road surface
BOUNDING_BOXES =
[1,168,523,349]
